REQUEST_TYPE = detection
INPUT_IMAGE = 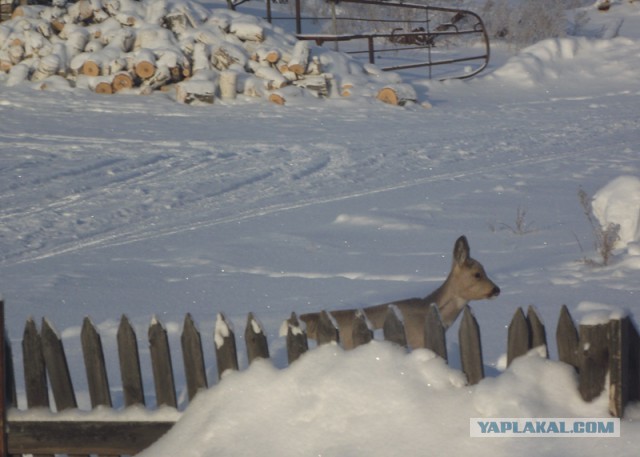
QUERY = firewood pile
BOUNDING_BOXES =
[0,0,419,106]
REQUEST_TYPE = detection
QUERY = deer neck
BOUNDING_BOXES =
[424,275,468,328]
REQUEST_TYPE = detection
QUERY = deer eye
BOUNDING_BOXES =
[474,272,482,279]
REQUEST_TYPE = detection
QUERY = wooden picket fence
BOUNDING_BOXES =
[0,299,639,456]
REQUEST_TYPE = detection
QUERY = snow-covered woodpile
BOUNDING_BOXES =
[0,0,419,106]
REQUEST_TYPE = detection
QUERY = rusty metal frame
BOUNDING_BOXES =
[265,0,490,80]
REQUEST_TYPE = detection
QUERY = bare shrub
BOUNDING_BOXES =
[578,188,620,266]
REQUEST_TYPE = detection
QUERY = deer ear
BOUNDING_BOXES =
[453,236,470,265]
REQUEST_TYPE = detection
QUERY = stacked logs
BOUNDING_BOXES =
[0,0,418,106]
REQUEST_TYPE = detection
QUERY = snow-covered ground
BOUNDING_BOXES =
[1,1,640,456]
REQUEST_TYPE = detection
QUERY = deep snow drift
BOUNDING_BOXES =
[1,1,640,456]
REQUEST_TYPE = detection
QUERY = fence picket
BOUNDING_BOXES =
[351,311,373,348]
[527,305,547,355]
[245,313,270,364]
[507,307,529,366]
[609,317,630,417]
[22,318,49,409]
[424,304,447,361]
[578,323,609,402]
[181,314,207,401]
[459,305,484,385]
[148,317,177,408]
[382,306,407,348]
[40,318,77,411]
[285,313,308,364]
[117,315,145,406]
[556,305,579,369]
[316,311,339,346]
[81,317,112,409]
[214,313,239,379]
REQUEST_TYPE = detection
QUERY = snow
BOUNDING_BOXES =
[1,0,640,456]
[592,175,640,248]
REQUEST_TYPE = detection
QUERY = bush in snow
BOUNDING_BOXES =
[578,187,620,266]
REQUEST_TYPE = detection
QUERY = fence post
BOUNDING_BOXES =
[527,305,547,355]
[0,300,6,457]
[23,318,50,409]
[285,313,308,364]
[556,305,579,370]
[578,322,609,402]
[316,311,339,346]
[459,305,484,385]
[214,313,239,379]
[245,313,270,363]
[40,318,78,411]
[424,304,447,361]
[608,317,640,417]
[383,306,407,348]
[182,313,208,401]
[148,317,177,408]
[81,317,112,409]
[117,315,145,406]
[507,307,529,366]
[351,311,373,348]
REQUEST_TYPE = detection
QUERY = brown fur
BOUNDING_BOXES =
[300,236,500,349]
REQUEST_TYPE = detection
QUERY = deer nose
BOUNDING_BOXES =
[491,286,501,297]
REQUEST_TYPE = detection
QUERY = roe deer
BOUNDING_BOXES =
[300,236,500,349]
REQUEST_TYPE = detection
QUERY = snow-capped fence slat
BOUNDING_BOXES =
[215,313,239,379]
[245,312,270,364]
[181,313,208,401]
[285,313,308,364]
[382,306,407,348]
[458,305,484,385]
[1,301,640,455]
[148,318,177,408]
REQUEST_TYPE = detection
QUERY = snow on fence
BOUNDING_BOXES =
[0,299,639,455]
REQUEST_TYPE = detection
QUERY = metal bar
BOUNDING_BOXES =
[367,36,374,64]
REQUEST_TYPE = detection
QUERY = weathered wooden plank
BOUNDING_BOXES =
[245,312,270,363]
[214,313,239,380]
[556,305,579,370]
[81,317,112,409]
[181,313,208,401]
[117,315,145,407]
[578,323,609,402]
[351,311,373,348]
[21,317,53,457]
[607,317,640,418]
[507,307,529,366]
[148,317,177,408]
[527,305,547,355]
[316,311,339,346]
[7,420,176,455]
[629,319,640,404]
[459,305,484,385]
[424,304,447,361]
[22,318,49,409]
[382,306,407,348]
[285,313,308,364]
[40,318,77,411]
[0,300,5,457]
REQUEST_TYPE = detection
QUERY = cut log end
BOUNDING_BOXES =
[82,60,101,77]
[94,81,113,95]
[135,61,156,80]
[376,85,417,106]
[112,72,134,92]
